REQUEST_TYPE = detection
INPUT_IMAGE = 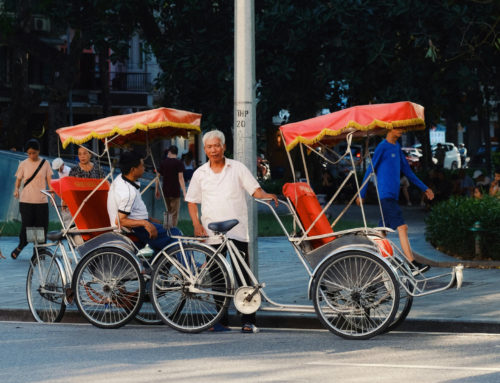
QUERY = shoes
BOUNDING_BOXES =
[208,323,231,332]
[241,323,260,333]
[65,288,74,305]
[411,260,431,275]
[11,247,21,260]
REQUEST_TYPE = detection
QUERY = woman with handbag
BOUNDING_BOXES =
[11,139,53,259]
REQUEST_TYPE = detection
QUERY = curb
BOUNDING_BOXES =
[2,309,499,334]
[413,250,500,269]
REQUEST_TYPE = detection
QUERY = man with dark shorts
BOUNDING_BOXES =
[157,145,186,227]
[357,129,434,273]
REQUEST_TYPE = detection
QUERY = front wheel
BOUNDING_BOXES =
[151,243,232,333]
[312,250,399,340]
[26,249,66,323]
[72,247,144,329]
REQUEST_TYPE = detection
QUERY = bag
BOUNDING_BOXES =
[23,159,46,188]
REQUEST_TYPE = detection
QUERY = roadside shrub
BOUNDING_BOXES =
[425,196,500,260]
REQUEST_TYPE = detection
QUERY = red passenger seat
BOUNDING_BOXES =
[51,177,111,240]
[282,182,335,249]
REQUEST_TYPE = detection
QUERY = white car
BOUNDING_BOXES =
[431,142,461,169]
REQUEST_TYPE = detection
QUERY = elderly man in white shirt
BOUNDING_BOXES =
[186,129,278,333]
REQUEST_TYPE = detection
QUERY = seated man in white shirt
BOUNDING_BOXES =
[107,151,180,252]
[185,129,278,333]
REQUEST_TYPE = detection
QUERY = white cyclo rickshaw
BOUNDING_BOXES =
[145,101,463,339]
[26,107,201,328]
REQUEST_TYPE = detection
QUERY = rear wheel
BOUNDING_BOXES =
[385,279,413,333]
[26,249,66,323]
[72,248,144,329]
[312,250,399,340]
[151,244,232,333]
[135,277,163,325]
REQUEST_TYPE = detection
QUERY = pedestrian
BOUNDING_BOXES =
[107,151,180,252]
[357,129,434,273]
[472,186,484,199]
[51,157,71,178]
[11,139,53,259]
[185,129,278,333]
[457,169,474,197]
[488,167,500,198]
[458,143,467,168]
[473,170,491,188]
[400,175,412,206]
[69,145,105,178]
[182,150,196,184]
[156,145,186,227]
[435,143,446,169]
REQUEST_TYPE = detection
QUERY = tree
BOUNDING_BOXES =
[0,0,138,153]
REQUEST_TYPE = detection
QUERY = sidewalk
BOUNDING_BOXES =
[1,204,499,333]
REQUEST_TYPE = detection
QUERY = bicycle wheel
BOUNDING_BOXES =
[135,278,163,325]
[385,279,413,333]
[151,244,232,333]
[72,247,144,329]
[312,250,399,340]
[26,249,66,323]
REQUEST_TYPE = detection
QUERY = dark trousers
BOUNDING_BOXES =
[218,239,256,326]
[18,202,49,251]
[132,222,180,252]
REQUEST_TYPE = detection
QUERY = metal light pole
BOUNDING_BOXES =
[234,0,258,276]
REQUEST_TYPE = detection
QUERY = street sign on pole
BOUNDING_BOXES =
[234,0,258,276]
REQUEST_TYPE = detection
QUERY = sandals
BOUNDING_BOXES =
[11,247,21,260]
[241,323,260,333]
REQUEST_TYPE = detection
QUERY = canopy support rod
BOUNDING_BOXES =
[299,143,309,184]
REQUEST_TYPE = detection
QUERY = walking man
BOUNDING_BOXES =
[357,128,434,273]
[157,145,186,227]
[185,130,278,333]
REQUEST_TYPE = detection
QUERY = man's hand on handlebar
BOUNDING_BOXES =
[193,222,207,237]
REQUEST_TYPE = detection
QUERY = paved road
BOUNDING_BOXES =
[0,322,499,383]
[1,204,499,333]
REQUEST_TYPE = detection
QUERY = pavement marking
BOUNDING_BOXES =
[306,361,500,372]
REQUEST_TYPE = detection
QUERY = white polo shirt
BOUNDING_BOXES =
[107,174,148,226]
[185,158,260,243]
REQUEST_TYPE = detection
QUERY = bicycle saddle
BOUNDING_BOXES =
[207,219,239,234]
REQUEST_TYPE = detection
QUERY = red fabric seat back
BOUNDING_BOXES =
[283,182,335,249]
[51,177,110,240]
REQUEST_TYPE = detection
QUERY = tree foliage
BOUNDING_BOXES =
[1,0,499,162]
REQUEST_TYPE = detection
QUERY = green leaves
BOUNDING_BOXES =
[425,196,500,260]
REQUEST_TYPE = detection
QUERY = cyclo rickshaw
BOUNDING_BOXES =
[26,107,201,328]
[145,101,463,339]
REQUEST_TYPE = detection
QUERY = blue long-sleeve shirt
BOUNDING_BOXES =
[360,139,428,200]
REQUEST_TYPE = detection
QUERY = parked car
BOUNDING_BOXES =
[331,143,363,168]
[431,142,461,169]
[402,147,422,171]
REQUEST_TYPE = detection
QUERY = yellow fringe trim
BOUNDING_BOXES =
[284,118,425,152]
[61,121,201,149]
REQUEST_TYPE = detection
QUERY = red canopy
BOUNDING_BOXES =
[279,101,425,151]
[56,107,201,149]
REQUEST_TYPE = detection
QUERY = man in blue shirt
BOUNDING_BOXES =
[357,129,434,273]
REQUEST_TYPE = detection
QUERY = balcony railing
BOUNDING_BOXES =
[110,72,152,92]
